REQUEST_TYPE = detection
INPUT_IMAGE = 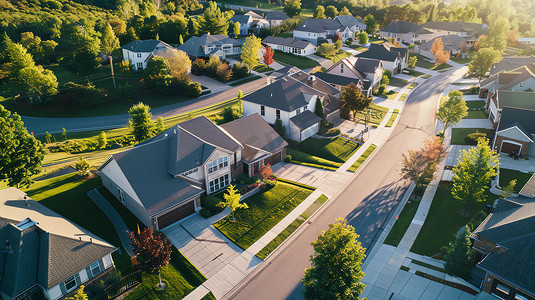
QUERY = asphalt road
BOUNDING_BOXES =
[21,77,268,135]
[228,67,467,300]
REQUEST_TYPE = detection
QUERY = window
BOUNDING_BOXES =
[208,157,228,174]
[137,53,142,58]
[340,63,344,73]
[207,160,218,174]
[64,276,77,292]
[90,261,101,276]
[261,105,265,116]
[209,174,229,193]
[276,110,281,119]
[136,62,142,69]
[218,157,228,169]
[296,108,301,114]
[182,168,198,176]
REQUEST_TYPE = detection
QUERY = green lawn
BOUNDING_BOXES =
[451,128,495,145]
[466,101,485,110]
[273,51,320,69]
[386,91,399,100]
[399,94,408,101]
[275,32,293,38]
[253,64,275,73]
[411,183,497,257]
[348,144,377,172]
[451,57,471,64]
[385,109,399,127]
[408,82,418,89]
[124,264,195,300]
[286,148,341,170]
[229,75,261,86]
[499,169,534,193]
[294,137,360,163]
[213,182,314,249]
[410,54,435,69]
[432,63,452,71]
[410,70,425,77]
[331,50,352,63]
[388,77,409,88]
[256,194,328,260]
[464,110,488,119]
[355,103,390,125]
[422,74,432,79]
[384,198,421,246]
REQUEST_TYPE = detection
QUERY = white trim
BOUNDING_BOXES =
[500,140,523,154]
[497,126,534,143]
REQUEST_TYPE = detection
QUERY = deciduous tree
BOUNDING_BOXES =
[199,1,229,35]
[241,35,262,69]
[358,32,368,45]
[468,48,502,82]
[325,5,338,18]
[303,218,366,300]
[283,0,301,17]
[443,227,473,279]
[218,185,247,221]
[340,82,372,119]
[101,22,120,55]
[408,56,417,72]
[431,38,449,65]
[263,47,274,66]
[128,102,154,142]
[317,43,336,58]
[164,50,191,80]
[130,227,172,288]
[65,285,88,300]
[452,138,499,216]
[0,105,46,188]
[400,136,446,188]
[364,14,378,34]
[339,6,351,16]
[313,5,326,19]
[74,158,91,178]
[436,90,468,133]
[146,56,172,78]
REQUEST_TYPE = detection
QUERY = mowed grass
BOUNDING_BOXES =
[355,103,390,125]
[411,183,497,257]
[464,110,488,119]
[296,137,360,163]
[385,109,399,127]
[388,77,409,88]
[229,75,262,86]
[286,148,341,170]
[348,144,377,172]
[213,182,313,249]
[273,51,320,69]
[399,94,408,101]
[499,169,534,193]
[331,50,352,63]
[384,198,421,246]
[124,263,195,300]
[411,54,435,69]
[466,101,485,109]
[451,128,495,145]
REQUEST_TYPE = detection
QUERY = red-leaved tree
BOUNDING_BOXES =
[258,163,273,181]
[263,47,274,66]
[400,136,447,188]
[130,227,172,287]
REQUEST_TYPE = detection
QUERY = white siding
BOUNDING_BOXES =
[48,286,62,300]
[122,49,152,70]
[301,124,319,141]
[289,122,301,141]
[243,101,291,130]
[103,253,114,269]
[100,160,143,207]
[204,149,232,195]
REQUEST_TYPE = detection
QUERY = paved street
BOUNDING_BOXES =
[228,67,468,300]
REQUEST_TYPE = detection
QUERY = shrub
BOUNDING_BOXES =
[377,84,386,95]
[232,62,250,79]
[469,86,479,95]
[222,106,241,123]
[200,207,212,218]
[264,179,277,189]
[381,74,389,85]
[284,155,292,163]
[467,210,487,231]
[191,59,206,75]
[216,63,233,82]
[61,82,106,105]
[201,195,224,215]
[184,80,202,97]
[234,173,248,184]
[345,39,352,46]
[465,132,486,145]
[205,55,222,78]
[325,128,340,137]
[383,70,392,78]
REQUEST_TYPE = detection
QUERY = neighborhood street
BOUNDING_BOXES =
[21,77,268,135]
[228,67,467,300]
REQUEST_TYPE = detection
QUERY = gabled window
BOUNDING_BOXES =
[137,53,142,58]
[340,63,344,73]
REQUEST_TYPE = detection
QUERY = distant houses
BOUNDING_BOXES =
[415,35,469,59]
[121,40,175,70]
[177,34,243,59]
[262,36,316,56]
[293,16,366,46]
[379,21,434,44]
[264,11,290,27]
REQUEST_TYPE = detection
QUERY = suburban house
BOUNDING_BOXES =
[177,34,242,59]
[479,63,535,103]
[243,68,341,141]
[333,15,367,34]
[471,196,535,299]
[490,56,535,76]
[121,39,175,70]
[517,37,535,47]
[244,11,270,33]
[487,90,535,126]
[416,35,469,59]
[293,17,364,46]
[379,21,434,44]
[262,36,316,56]
[99,115,287,230]
[230,15,253,35]
[491,106,535,157]
[421,21,488,46]
[355,43,407,74]
[264,11,289,27]
[318,56,383,96]
[0,188,116,300]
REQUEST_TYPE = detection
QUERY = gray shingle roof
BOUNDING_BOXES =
[313,72,369,89]
[230,15,252,24]
[334,15,366,29]
[264,11,289,21]
[422,21,488,34]
[221,114,288,163]
[497,106,535,134]
[354,57,382,73]
[295,19,343,33]
[289,70,340,96]
[290,110,322,129]
[0,188,116,298]
[419,35,468,52]
[177,34,242,57]
[491,56,535,76]
[494,90,535,110]
[121,39,174,53]
[520,173,535,198]
[356,43,399,62]
[263,36,314,49]
[381,21,428,34]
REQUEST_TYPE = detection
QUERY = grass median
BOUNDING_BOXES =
[348,144,377,172]
[385,109,400,127]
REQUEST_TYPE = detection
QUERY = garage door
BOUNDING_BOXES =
[157,201,195,229]
[264,151,282,166]
[501,141,521,154]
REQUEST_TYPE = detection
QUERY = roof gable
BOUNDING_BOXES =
[356,43,399,62]
[264,11,289,21]
[122,39,173,53]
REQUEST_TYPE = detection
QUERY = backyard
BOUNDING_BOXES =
[498,169,534,193]
[411,183,496,257]
[451,128,495,145]
[213,181,314,249]
[288,137,360,170]
[273,51,320,69]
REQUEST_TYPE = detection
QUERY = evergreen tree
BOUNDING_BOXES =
[0,105,46,188]
[240,35,262,69]
[358,32,368,45]
[303,218,366,300]
[187,18,198,37]
[314,6,326,19]
[199,1,229,35]
[97,131,107,149]
[233,22,241,37]
[101,22,120,55]
[314,97,324,122]
[74,158,91,178]
[444,227,473,279]
[128,102,155,142]
[155,116,165,134]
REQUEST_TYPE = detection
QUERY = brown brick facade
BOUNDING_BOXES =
[494,135,531,157]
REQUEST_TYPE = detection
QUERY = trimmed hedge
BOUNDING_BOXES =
[201,195,224,216]
[465,132,486,145]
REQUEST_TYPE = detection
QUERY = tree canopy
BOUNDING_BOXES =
[128,102,155,142]
[340,83,372,120]
[467,47,502,82]
[198,1,230,35]
[436,90,468,132]
[241,35,262,70]
[129,227,172,275]
[284,0,302,17]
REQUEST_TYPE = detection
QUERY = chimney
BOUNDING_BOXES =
[90,238,93,243]
[307,75,317,88]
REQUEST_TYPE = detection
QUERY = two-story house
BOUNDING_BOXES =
[486,90,535,126]
[121,39,175,70]
[242,69,341,141]
[264,11,289,27]
[262,36,316,56]
[380,21,434,44]
[471,196,535,299]
[319,56,383,96]
[490,56,535,76]
[491,106,535,157]
[421,21,488,47]
[334,15,367,35]
[355,43,407,74]
[480,63,535,106]
[0,188,116,300]
[99,115,287,230]
[177,34,242,59]
[244,11,270,33]
[230,15,253,35]
[293,18,356,46]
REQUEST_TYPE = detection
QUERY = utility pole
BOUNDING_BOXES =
[109,56,116,89]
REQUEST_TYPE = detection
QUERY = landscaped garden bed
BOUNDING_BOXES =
[213,181,314,249]
[498,169,534,193]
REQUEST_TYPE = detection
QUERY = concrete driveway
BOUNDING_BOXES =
[189,74,231,94]
[162,211,243,278]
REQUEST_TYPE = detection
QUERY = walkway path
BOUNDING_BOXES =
[87,189,134,257]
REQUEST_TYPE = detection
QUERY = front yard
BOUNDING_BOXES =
[410,182,496,257]
[384,196,421,246]
[451,128,495,145]
[388,77,409,88]
[273,51,320,69]
[464,110,488,119]
[499,169,534,193]
[354,103,390,125]
[348,144,377,172]
[213,181,314,249]
[287,137,361,170]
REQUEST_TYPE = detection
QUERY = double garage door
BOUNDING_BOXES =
[156,201,195,230]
